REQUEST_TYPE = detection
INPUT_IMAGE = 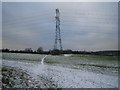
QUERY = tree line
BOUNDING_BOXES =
[1,47,119,56]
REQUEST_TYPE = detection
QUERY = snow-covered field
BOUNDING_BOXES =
[2,53,119,88]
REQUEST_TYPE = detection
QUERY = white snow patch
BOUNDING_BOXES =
[64,54,72,56]
[41,55,47,65]
[2,59,118,88]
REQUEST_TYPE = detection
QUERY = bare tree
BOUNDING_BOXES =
[37,47,43,53]
[24,48,33,53]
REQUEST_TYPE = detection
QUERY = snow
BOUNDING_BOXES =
[2,59,118,88]
[64,54,72,57]
[41,55,47,65]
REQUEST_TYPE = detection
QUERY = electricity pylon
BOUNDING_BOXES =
[54,9,63,51]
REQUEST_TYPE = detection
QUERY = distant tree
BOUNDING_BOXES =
[2,48,10,52]
[24,48,33,53]
[63,49,72,54]
[34,51,37,53]
[37,47,43,53]
[51,49,62,55]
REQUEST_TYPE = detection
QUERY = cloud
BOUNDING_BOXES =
[0,2,1,49]
[2,0,119,2]
[2,2,118,51]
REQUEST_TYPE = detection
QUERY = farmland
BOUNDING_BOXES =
[2,52,119,88]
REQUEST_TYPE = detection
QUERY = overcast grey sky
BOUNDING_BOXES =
[2,2,118,51]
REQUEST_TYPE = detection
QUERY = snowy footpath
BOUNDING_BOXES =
[2,58,118,88]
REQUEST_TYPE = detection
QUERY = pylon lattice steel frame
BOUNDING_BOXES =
[54,9,63,50]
